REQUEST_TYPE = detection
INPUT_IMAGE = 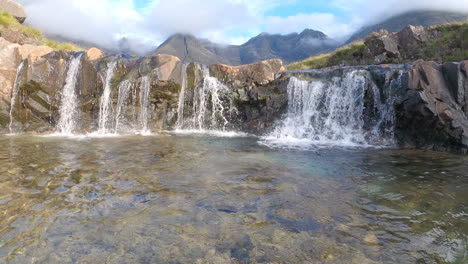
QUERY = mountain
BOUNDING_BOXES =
[152,29,337,65]
[152,34,231,65]
[346,10,468,43]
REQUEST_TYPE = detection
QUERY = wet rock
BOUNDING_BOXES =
[0,0,27,23]
[395,60,468,153]
[0,37,52,131]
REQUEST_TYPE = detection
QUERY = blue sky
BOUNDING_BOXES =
[18,0,468,53]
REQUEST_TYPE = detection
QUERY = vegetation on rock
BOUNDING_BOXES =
[0,12,82,51]
[287,22,468,71]
[287,42,371,71]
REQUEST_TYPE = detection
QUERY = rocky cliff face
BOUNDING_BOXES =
[1,43,467,153]
[396,60,468,153]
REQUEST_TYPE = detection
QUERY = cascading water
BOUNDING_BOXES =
[176,63,189,129]
[114,80,133,133]
[180,65,232,133]
[138,76,151,134]
[97,61,117,134]
[8,61,25,134]
[56,53,83,135]
[262,70,398,148]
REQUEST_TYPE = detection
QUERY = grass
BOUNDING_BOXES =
[417,23,468,62]
[287,41,370,71]
[287,22,468,71]
[0,12,82,51]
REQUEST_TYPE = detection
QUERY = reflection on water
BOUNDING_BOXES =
[0,135,466,263]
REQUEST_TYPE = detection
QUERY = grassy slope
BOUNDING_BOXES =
[0,12,82,51]
[287,23,468,71]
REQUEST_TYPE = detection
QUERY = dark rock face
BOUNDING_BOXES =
[395,60,468,153]
[9,51,101,133]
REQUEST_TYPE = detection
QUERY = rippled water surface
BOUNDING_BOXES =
[0,135,467,263]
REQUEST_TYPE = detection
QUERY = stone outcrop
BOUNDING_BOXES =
[0,37,53,130]
[211,59,285,86]
[0,0,26,23]
[395,60,468,153]
[85,47,105,61]
[364,24,465,65]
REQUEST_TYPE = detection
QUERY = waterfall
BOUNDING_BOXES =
[187,65,231,132]
[97,61,117,134]
[56,54,83,135]
[176,63,189,129]
[114,80,133,133]
[138,76,151,134]
[263,70,398,148]
[8,61,25,134]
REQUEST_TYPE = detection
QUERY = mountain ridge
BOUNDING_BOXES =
[152,29,337,66]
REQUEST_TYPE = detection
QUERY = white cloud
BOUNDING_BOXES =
[264,13,356,41]
[15,0,468,53]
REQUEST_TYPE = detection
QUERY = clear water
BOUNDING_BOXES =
[0,135,466,263]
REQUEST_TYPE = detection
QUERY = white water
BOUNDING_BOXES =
[114,80,133,133]
[56,54,83,135]
[262,71,397,149]
[176,63,189,129]
[8,61,25,134]
[97,61,117,134]
[138,76,151,134]
[188,66,231,132]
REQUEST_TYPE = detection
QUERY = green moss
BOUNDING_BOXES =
[186,63,197,90]
[0,113,9,127]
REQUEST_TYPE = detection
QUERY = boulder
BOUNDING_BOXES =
[211,59,285,86]
[396,60,468,153]
[85,47,105,61]
[365,33,401,64]
[0,0,26,23]
[397,25,430,48]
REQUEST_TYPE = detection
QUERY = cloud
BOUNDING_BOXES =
[264,13,356,41]
[332,0,468,24]
[145,0,254,36]
[15,0,468,54]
